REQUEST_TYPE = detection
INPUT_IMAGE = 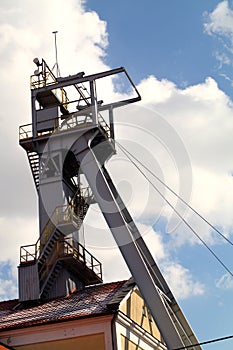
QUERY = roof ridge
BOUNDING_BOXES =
[107,278,135,309]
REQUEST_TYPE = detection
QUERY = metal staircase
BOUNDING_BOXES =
[19,189,100,299]
[39,238,102,299]
[27,151,40,190]
[38,228,62,265]
[40,260,63,299]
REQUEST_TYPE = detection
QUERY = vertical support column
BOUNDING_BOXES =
[31,92,37,138]
[90,80,98,125]
[109,106,115,141]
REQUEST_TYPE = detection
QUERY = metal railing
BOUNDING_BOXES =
[20,244,37,263]
[19,111,110,141]
[39,237,102,290]
[61,238,102,278]
[30,59,69,108]
[30,64,56,89]
[20,187,92,264]
[98,113,111,138]
[20,204,79,263]
[70,186,94,210]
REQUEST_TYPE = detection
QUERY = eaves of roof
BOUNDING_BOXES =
[0,279,135,331]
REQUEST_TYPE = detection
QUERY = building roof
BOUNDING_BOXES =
[0,279,135,331]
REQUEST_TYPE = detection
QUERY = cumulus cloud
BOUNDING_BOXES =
[204,1,233,68]
[162,262,205,299]
[204,0,233,38]
[136,75,233,238]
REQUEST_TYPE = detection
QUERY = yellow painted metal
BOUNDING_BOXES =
[30,59,69,108]
[39,237,102,285]
[20,187,92,263]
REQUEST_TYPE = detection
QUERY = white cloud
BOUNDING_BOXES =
[215,51,231,68]
[204,1,233,38]
[204,1,233,67]
[136,76,176,104]
[162,262,205,299]
[0,261,18,300]
[108,73,233,299]
[0,278,17,301]
[216,272,233,290]
[136,75,233,243]
[0,217,38,268]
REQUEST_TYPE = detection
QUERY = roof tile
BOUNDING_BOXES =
[0,280,129,331]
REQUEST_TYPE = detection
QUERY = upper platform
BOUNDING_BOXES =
[19,59,141,152]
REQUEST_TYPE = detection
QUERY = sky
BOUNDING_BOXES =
[0,0,233,349]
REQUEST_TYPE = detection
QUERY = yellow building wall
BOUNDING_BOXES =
[121,335,143,350]
[120,288,163,342]
[15,332,105,350]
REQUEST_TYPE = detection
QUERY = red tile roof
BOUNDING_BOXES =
[0,280,133,331]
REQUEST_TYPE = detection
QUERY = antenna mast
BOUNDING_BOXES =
[52,30,60,77]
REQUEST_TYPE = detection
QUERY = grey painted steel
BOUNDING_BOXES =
[71,137,185,350]
[36,106,58,132]
[102,167,201,349]
[102,166,173,297]
[89,80,98,125]
[30,66,141,137]
[33,67,138,93]
[18,263,40,302]
[44,268,83,300]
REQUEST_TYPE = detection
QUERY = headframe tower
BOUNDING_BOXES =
[18,59,201,350]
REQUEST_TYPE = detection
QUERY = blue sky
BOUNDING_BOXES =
[86,0,233,94]
[0,1,233,349]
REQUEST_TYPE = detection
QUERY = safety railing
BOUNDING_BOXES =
[20,204,80,264]
[19,188,94,265]
[98,113,111,138]
[20,244,37,263]
[61,238,102,279]
[39,237,102,290]
[30,66,56,89]
[81,186,94,201]
[59,112,93,131]
[19,124,32,140]
[39,204,81,254]
[30,59,69,108]
[19,111,110,141]
[71,186,94,210]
